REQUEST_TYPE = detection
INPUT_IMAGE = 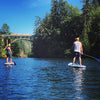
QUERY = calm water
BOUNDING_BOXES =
[0,58,100,100]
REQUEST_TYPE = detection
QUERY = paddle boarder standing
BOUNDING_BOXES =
[73,37,83,65]
[6,44,12,63]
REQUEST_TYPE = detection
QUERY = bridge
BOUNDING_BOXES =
[0,34,34,50]
[0,34,34,39]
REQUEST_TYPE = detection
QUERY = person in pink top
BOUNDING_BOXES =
[73,37,83,65]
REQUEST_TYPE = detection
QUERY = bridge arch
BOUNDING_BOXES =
[4,38,33,50]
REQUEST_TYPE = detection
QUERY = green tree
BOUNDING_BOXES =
[1,23,10,34]
[32,0,81,57]
[0,36,6,58]
[80,0,100,54]
[89,7,100,58]
[80,0,92,53]
[11,42,20,57]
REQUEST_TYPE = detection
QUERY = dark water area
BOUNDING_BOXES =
[0,58,100,100]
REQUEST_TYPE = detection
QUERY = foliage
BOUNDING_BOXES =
[0,23,10,34]
[32,0,100,58]
[0,36,6,58]
[11,41,20,57]
[88,6,100,58]
[11,40,32,57]
[32,0,81,58]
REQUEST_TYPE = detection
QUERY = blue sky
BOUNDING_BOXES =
[0,0,83,35]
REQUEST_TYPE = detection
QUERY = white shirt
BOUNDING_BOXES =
[74,41,82,53]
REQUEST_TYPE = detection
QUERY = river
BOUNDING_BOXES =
[0,58,100,100]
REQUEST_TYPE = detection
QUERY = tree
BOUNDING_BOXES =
[88,7,100,57]
[11,41,20,57]
[92,0,100,7]
[80,0,100,54]
[0,36,5,58]
[51,0,60,28]
[32,0,81,57]
[1,23,10,34]
[80,0,92,53]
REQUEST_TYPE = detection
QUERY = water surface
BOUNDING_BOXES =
[0,58,100,100]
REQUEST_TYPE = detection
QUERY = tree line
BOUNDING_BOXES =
[0,0,100,58]
[32,0,100,58]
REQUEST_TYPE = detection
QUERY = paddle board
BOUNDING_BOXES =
[4,62,16,66]
[68,62,86,68]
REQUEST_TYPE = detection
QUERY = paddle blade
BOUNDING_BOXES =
[95,58,100,62]
[14,62,16,65]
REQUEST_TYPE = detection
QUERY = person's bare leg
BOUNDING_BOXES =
[6,58,8,63]
[79,57,82,65]
[10,58,12,63]
[73,57,76,64]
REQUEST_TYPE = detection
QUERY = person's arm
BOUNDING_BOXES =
[81,43,83,55]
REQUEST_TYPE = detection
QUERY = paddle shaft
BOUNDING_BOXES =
[83,54,95,59]
[83,54,100,62]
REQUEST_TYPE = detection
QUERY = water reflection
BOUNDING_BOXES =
[0,58,100,100]
[73,68,85,100]
[6,65,13,68]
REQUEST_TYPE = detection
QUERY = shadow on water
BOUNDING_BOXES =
[0,58,100,100]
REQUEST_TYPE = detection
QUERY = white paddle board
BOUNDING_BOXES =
[68,62,86,68]
[4,62,16,66]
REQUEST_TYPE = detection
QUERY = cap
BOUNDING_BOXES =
[8,44,11,46]
[75,37,79,41]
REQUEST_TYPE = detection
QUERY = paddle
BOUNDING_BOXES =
[83,54,100,62]
[14,62,16,65]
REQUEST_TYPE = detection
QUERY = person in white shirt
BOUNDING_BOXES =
[73,37,83,65]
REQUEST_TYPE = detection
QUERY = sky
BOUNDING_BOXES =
[0,0,83,35]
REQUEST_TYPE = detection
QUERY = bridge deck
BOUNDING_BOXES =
[0,35,34,37]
